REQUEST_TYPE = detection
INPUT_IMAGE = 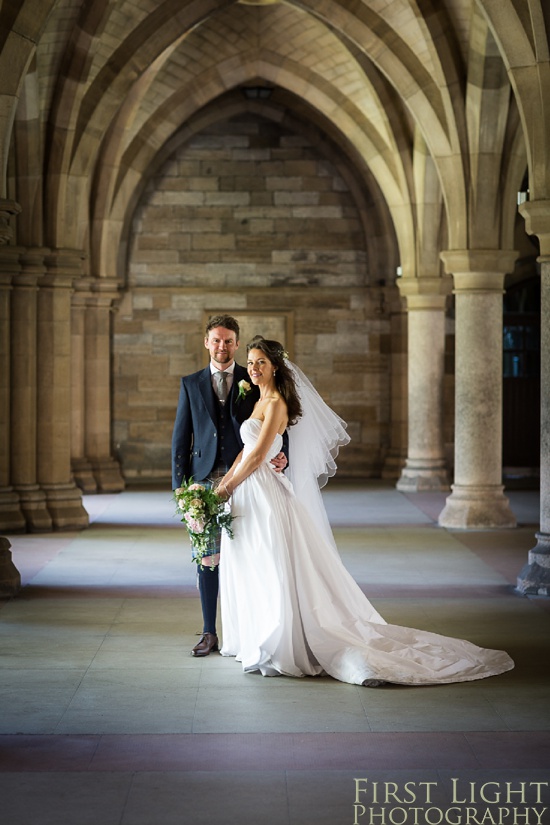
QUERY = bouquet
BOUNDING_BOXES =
[173,481,234,566]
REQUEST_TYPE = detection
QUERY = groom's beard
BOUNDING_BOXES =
[212,352,233,367]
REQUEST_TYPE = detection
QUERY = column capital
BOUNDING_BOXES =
[73,276,120,306]
[42,248,86,289]
[14,246,50,290]
[19,246,50,268]
[88,277,120,307]
[440,249,518,289]
[519,199,550,259]
[0,244,23,285]
[397,276,451,309]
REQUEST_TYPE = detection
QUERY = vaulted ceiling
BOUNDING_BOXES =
[1,0,549,277]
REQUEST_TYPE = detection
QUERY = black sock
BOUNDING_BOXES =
[197,564,219,635]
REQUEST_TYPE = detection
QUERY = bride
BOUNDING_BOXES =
[214,337,514,687]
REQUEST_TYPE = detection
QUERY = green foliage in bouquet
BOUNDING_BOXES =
[173,480,234,567]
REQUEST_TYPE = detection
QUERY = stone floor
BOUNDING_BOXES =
[1,482,549,825]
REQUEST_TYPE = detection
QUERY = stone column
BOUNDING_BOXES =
[438,250,517,528]
[0,537,20,598]
[37,250,88,529]
[517,201,550,595]
[85,281,124,492]
[381,293,408,479]
[0,200,25,532]
[396,279,450,492]
[11,248,52,530]
[71,283,97,492]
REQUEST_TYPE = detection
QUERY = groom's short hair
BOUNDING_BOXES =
[205,314,240,339]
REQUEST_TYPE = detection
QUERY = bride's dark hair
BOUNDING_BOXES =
[247,336,302,426]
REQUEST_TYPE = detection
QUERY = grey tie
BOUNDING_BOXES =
[215,371,229,403]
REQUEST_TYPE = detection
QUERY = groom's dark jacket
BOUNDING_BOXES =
[171,363,260,490]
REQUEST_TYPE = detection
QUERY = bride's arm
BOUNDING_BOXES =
[220,399,287,495]
[222,451,243,482]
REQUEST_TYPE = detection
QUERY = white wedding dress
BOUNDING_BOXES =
[219,418,514,686]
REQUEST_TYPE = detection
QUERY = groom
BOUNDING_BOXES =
[172,314,287,656]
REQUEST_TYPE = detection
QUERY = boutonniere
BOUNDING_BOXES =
[236,379,252,403]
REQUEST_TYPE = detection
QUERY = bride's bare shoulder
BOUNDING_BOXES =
[270,395,288,431]
[269,394,287,413]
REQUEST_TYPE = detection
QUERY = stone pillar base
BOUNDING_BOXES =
[17,486,53,532]
[72,458,98,494]
[517,533,550,596]
[92,458,125,493]
[397,460,450,492]
[43,482,89,530]
[0,489,26,533]
[438,484,516,528]
[0,537,21,598]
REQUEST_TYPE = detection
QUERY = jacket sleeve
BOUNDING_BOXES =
[282,429,290,467]
[171,378,192,489]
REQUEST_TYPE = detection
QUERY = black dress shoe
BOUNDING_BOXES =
[191,632,219,657]
[362,679,389,687]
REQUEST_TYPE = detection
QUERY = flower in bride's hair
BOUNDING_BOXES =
[173,479,234,569]
[236,378,252,402]
[279,349,289,360]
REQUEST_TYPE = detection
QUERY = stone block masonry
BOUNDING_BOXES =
[115,114,394,482]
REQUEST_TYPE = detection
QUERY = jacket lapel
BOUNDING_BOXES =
[198,367,217,424]
[231,363,258,422]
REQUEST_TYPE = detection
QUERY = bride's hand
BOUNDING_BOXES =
[214,481,231,500]
[270,451,287,473]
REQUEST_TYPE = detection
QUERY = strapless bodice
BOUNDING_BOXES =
[240,417,283,462]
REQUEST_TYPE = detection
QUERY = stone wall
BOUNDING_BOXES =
[113,115,394,483]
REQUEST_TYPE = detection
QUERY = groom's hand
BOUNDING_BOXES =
[270,452,287,473]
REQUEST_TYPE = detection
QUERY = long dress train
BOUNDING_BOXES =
[219,418,514,686]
